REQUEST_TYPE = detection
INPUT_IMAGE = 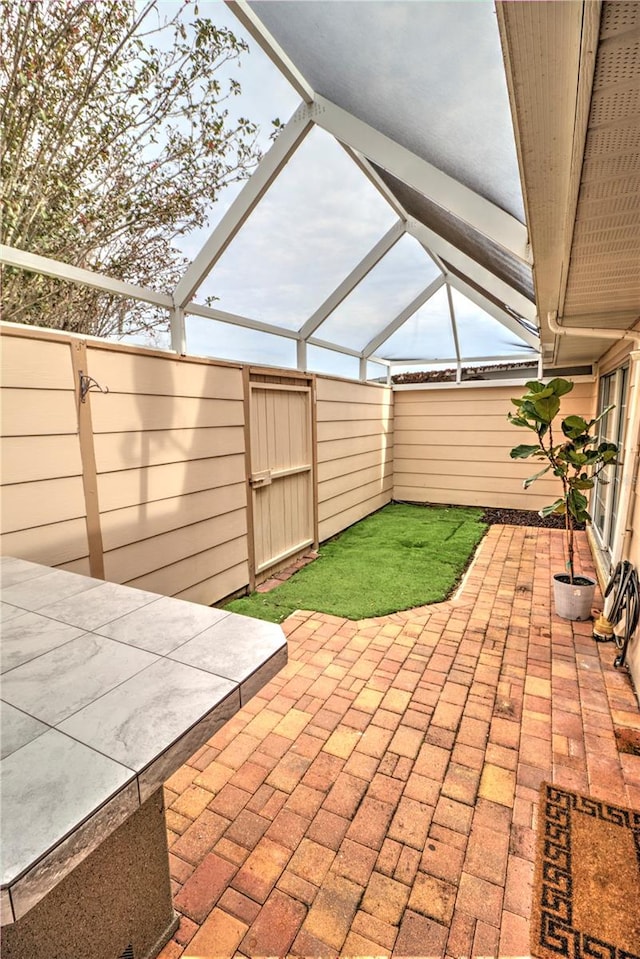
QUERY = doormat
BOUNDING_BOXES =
[531,782,640,959]
[614,725,640,756]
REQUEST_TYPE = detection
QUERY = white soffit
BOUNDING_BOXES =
[497,0,639,368]
[246,0,525,222]
[562,3,640,329]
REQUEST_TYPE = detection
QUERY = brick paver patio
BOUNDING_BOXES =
[157,525,640,958]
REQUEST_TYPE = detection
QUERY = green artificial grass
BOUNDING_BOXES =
[224,502,487,623]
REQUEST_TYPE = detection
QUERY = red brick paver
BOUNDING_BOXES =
[157,526,639,958]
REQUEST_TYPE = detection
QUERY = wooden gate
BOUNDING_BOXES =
[248,374,316,579]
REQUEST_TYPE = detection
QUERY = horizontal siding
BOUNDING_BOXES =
[320,460,394,503]
[317,446,393,483]
[96,454,246,513]
[393,382,596,512]
[94,426,245,473]
[315,378,392,405]
[1,476,87,533]
[173,561,249,607]
[86,345,250,605]
[316,377,394,543]
[0,519,89,569]
[100,484,246,552]
[57,557,92,576]
[317,418,392,442]
[87,348,243,399]
[124,538,249,600]
[316,400,394,422]
[317,433,390,464]
[1,389,78,436]
[103,508,247,585]
[1,334,75,390]
[0,331,90,570]
[90,393,243,433]
[1,435,83,484]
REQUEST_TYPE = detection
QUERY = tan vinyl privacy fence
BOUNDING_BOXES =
[1,332,89,572]
[393,381,597,511]
[1,324,600,608]
[316,376,394,542]
[0,325,394,604]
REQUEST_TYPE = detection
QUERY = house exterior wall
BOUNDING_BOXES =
[0,330,90,573]
[393,381,597,511]
[316,376,393,542]
[595,339,640,701]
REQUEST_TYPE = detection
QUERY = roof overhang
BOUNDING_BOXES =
[497,0,640,367]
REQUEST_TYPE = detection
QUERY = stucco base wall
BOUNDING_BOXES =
[2,789,177,959]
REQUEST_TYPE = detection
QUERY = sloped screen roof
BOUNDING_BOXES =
[248,0,525,219]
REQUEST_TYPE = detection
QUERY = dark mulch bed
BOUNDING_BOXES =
[480,507,585,530]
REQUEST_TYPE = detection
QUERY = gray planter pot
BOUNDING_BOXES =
[553,573,596,621]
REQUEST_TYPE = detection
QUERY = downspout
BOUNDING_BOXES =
[548,312,640,562]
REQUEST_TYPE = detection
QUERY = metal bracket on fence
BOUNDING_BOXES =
[79,371,109,403]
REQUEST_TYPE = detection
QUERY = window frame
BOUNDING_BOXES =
[591,364,629,567]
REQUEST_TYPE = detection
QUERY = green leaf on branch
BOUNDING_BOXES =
[572,478,594,490]
[564,449,588,467]
[540,499,565,518]
[590,404,615,428]
[568,489,588,516]
[510,444,542,459]
[523,465,550,489]
[532,394,560,423]
[546,378,574,397]
[507,415,534,429]
[562,415,588,438]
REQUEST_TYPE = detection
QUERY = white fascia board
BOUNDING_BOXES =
[185,302,300,341]
[445,274,540,351]
[362,275,446,358]
[299,221,405,339]
[407,219,537,325]
[0,244,173,310]
[173,102,314,309]
[225,1,315,104]
[312,96,531,264]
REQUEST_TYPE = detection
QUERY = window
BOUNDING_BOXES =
[592,366,629,564]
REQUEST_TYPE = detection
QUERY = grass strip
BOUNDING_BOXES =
[223,502,487,623]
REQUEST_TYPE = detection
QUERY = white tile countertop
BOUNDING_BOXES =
[0,557,287,926]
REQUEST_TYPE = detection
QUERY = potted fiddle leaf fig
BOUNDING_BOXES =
[508,378,619,620]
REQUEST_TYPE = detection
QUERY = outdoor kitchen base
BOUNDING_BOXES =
[2,789,178,959]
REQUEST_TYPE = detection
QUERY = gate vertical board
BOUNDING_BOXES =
[249,377,314,576]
